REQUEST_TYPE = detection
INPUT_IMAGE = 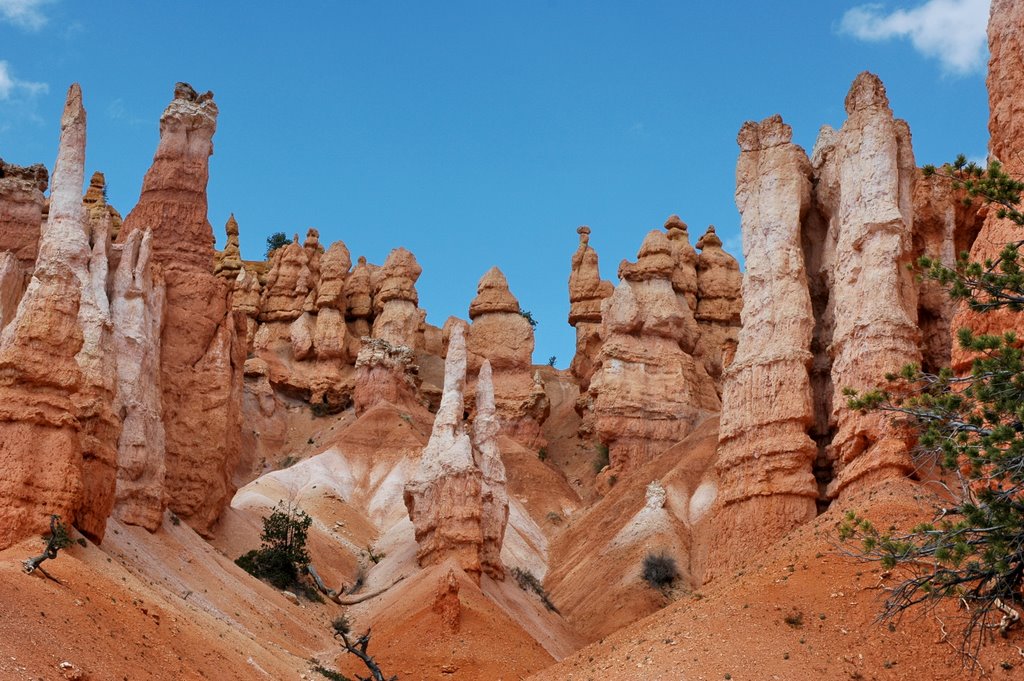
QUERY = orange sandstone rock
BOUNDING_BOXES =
[372,247,421,347]
[467,267,549,449]
[813,73,919,499]
[567,226,613,388]
[404,325,507,582]
[590,231,719,472]
[118,82,244,535]
[0,157,47,272]
[709,114,819,573]
[694,225,742,381]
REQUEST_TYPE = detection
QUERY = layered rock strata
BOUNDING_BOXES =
[589,231,720,471]
[567,226,613,388]
[404,325,507,581]
[467,267,549,449]
[371,247,422,348]
[0,87,90,547]
[118,82,244,535]
[710,114,820,569]
[694,226,742,381]
[110,229,166,530]
[0,157,47,272]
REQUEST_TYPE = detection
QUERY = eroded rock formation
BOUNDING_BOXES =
[694,226,742,381]
[710,114,820,570]
[0,158,47,273]
[404,325,507,582]
[372,247,422,348]
[0,87,90,547]
[567,226,613,388]
[709,74,932,575]
[118,82,244,535]
[589,231,720,472]
[813,73,919,498]
[467,267,549,449]
[214,214,243,280]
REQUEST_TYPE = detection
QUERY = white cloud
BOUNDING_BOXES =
[840,0,990,75]
[0,61,47,100]
[0,0,53,30]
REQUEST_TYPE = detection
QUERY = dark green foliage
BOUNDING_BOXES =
[842,158,1024,653]
[593,442,610,473]
[537,447,548,461]
[265,231,289,258]
[235,503,312,591]
[511,567,559,612]
[547,355,557,367]
[642,551,678,588]
[519,308,538,328]
[311,661,352,681]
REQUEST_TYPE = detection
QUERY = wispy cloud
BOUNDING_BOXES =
[0,0,54,31]
[107,97,144,126]
[839,0,990,75]
[0,60,47,100]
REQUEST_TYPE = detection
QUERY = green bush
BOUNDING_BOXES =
[235,503,312,591]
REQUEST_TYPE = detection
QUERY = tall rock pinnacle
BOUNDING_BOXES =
[118,82,244,535]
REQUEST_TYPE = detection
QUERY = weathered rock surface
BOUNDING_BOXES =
[589,231,719,472]
[567,226,613,388]
[708,74,925,576]
[404,325,485,578]
[214,214,243,280]
[0,157,47,272]
[813,73,919,499]
[0,85,92,547]
[260,235,313,323]
[694,226,742,381]
[372,247,421,348]
[467,267,549,449]
[404,325,507,582]
[473,360,508,580]
[111,229,166,530]
[82,171,123,240]
[709,114,819,572]
[118,82,244,535]
[353,337,424,416]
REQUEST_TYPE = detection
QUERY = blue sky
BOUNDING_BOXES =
[0,1,991,366]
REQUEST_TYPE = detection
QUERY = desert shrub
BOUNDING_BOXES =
[511,567,559,612]
[537,447,548,461]
[235,503,312,591]
[642,551,678,588]
[331,615,351,636]
[519,308,538,328]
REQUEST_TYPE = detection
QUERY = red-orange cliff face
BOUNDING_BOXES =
[119,83,245,535]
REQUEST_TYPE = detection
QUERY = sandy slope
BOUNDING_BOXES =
[533,477,1024,680]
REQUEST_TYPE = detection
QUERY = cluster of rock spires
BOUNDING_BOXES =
[0,0,1017,600]
[568,217,741,472]
[403,325,509,581]
[704,71,991,574]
